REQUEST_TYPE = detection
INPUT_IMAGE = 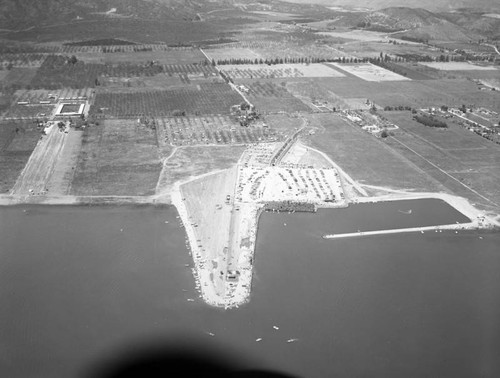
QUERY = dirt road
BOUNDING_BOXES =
[10,124,67,196]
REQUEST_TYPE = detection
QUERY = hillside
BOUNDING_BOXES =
[282,0,500,13]
[327,7,488,42]
[0,0,215,30]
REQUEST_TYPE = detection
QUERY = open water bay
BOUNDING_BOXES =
[0,200,499,377]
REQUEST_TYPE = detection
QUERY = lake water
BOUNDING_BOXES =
[0,200,499,377]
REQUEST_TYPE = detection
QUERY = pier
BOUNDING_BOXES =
[323,223,474,239]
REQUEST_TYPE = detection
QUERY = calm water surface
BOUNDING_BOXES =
[0,200,499,377]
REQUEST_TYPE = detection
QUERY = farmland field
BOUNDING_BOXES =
[90,83,243,117]
[0,120,41,192]
[302,76,496,109]
[240,43,346,61]
[329,63,411,82]
[98,75,185,91]
[317,29,390,42]
[74,48,207,65]
[304,113,445,193]
[239,81,312,113]
[156,116,278,147]
[2,67,38,88]
[0,53,47,67]
[4,104,55,119]
[220,63,345,79]
[286,80,374,111]
[419,62,498,71]
[30,55,104,89]
[70,119,161,196]
[12,88,93,104]
[203,47,263,61]
[381,111,500,210]
[381,62,435,80]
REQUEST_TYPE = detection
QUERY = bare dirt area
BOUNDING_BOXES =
[264,113,307,135]
[10,123,67,196]
[45,129,83,195]
[419,62,498,71]
[329,62,411,82]
[304,113,446,194]
[155,145,245,196]
[179,167,238,300]
[0,121,41,193]
[318,29,390,42]
[70,119,161,196]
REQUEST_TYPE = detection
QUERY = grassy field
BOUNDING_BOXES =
[382,62,435,80]
[203,47,263,61]
[0,120,41,193]
[304,113,445,193]
[305,75,499,110]
[91,83,243,117]
[70,119,161,196]
[382,111,500,211]
[73,48,207,65]
[4,104,55,119]
[237,80,311,113]
[2,67,38,88]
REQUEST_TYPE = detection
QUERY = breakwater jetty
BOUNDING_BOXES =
[323,223,478,239]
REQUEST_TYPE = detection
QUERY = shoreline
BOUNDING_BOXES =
[0,194,170,206]
[2,165,499,310]
[171,169,264,309]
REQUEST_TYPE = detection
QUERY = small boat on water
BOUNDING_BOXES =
[398,209,412,215]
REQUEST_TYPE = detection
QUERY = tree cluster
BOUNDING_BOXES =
[414,114,448,128]
[384,105,413,111]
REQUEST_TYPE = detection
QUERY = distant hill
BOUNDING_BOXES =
[327,6,498,42]
[0,0,214,30]
[282,0,500,13]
